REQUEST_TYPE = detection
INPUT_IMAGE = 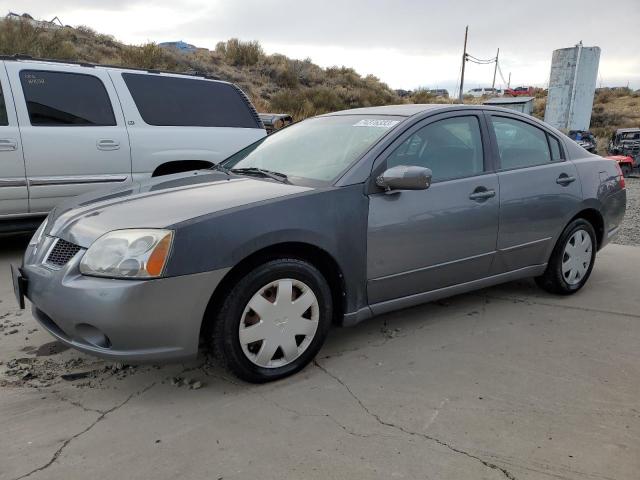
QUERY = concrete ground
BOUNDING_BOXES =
[1,234,639,480]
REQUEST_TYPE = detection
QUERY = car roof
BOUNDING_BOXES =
[323,103,525,118]
[323,104,474,117]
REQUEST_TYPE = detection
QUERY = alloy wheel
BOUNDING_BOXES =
[239,278,319,368]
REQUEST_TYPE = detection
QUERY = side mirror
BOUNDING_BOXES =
[376,165,432,192]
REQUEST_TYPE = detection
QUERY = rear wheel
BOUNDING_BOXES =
[621,164,632,177]
[210,258,332,383]
[535,219,596,295]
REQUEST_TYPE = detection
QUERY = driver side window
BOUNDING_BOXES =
[386,116,484,182]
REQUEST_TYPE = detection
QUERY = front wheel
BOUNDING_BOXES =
[535,219,596,295]
[210,258,332,383]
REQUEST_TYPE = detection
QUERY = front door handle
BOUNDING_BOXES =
[0,139,18,151]
[97,139,120,151]
[469,187,496,201]
[556,174,576,186]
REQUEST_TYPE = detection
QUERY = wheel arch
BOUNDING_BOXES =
[570,208,604,249]
[200,241,347,339]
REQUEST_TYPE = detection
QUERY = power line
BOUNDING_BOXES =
[466,53,497,64]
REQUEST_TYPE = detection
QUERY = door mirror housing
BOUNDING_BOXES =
[376,165,432,192]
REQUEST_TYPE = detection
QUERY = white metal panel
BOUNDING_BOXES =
[544,45,600,131]
[0,62,29,216]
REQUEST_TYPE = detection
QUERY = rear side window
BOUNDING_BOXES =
[491,116,551,169]
[0,85,7,126]
[19,70,116,126]
[122,73,259,128]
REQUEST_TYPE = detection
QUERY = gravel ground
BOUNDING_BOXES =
[616,177,640,247]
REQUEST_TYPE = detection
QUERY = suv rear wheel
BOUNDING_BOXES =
[210,258,332,383]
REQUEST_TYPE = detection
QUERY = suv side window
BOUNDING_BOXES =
[19,70,116,126]
[122,73,260,128]
[386,115,484,182]
[491,116,553,169]
[0,84,8,126]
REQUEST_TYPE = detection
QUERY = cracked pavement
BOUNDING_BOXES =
[1,234,639,479]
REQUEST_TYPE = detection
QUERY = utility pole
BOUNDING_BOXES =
[491,48,499,89]
[507,72,511,89]
[458,25,468,103]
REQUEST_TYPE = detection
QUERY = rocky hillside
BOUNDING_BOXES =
[0,18,400,119]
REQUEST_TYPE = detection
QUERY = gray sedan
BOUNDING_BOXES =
[13,105,626,382]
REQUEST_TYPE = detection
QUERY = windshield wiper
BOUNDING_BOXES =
[231,167,289,183]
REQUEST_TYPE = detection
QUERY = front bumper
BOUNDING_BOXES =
[22,236,229,363]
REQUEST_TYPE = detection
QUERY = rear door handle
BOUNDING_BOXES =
[469,188,496,201]
[97,139,120,151]
[556,174,576,186]
[0,139,18,151]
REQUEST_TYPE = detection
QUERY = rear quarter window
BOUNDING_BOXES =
[548,134,563,161]
[122,73,260,128]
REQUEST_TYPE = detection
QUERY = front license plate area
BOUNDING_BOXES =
[10,264,26,310]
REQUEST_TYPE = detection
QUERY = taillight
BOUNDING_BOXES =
[613,161,626,188]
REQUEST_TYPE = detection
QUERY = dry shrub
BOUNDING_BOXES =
[216,38,263,66]
[119,42,178,70]
[533,97,546,119]
[0,18,75,59]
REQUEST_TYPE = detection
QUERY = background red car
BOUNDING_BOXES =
[505,86,534,96]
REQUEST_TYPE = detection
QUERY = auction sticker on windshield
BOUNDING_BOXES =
[353,119,400,128]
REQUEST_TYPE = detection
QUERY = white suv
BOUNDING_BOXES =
[0,57,266,230]
[467,87,498,98]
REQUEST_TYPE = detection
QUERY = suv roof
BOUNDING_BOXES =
[0,54,223,82]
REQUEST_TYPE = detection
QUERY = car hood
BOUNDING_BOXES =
[47,171,313,247]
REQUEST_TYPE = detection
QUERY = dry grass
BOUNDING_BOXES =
[590,89,640,154]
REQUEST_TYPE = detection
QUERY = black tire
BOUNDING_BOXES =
[621,164,632,177]
[210,258,332,383]
[535,219,596,295]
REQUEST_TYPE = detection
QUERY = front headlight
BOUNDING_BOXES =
[29,217,48,247]
[80,229,173,279]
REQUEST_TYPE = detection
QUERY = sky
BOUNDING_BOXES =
[4,0,640,93]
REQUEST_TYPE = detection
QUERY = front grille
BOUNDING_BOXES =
[46,238,81,267]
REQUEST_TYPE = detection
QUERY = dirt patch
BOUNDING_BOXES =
[32,340,70,357]
[1,354,141,389]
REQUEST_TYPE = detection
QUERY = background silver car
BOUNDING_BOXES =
[14,104,627,382]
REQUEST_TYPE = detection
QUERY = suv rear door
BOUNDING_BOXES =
[5,62,131,213]
[109,71,266,181]
[0,63,28,217]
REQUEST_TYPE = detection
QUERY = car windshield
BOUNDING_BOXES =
[221,115,403,183]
